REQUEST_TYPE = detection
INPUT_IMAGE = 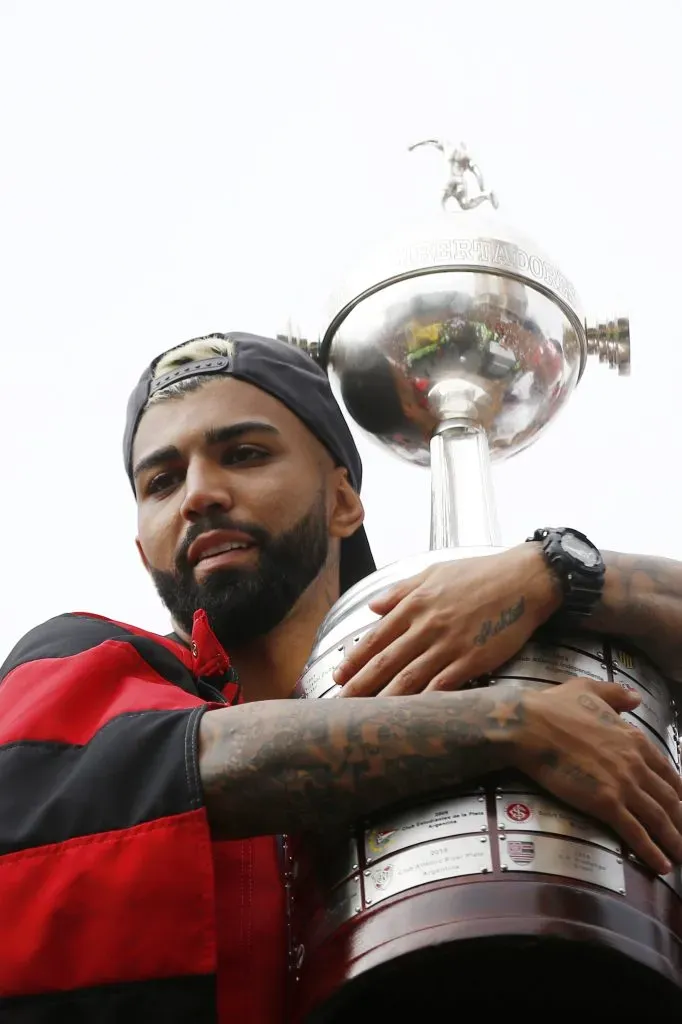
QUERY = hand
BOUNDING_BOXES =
[515,676,682,874]
[334,544,561,696]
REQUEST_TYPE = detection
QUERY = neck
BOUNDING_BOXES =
[231,571,338,701]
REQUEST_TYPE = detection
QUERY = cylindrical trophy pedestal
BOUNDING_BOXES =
[285,554,682,1022]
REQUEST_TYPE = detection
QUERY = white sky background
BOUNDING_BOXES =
[1,0,681,651]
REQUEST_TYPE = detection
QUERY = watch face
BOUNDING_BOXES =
[560,533,600,567]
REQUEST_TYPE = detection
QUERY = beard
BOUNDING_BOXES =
[149,490,330,650]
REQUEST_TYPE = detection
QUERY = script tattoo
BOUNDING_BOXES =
[539,749,599,792]
[555,762,600,792]
[474,597,526,647]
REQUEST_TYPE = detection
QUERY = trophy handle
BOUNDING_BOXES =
[586,318,631,376]
[276,328,321,362]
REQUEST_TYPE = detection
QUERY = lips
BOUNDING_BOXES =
[187,530,256,568]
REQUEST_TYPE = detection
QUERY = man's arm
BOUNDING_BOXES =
[199,678,682,874]
[200,688,513,837]
[581,551,682,680]
[333,544,682,694]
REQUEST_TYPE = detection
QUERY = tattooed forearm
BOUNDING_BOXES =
[474,597,526,646]
[198,691,525,838]
[573,551,682,680]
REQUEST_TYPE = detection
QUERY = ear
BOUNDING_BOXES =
[135,537,151,573]
[328,467,365,540]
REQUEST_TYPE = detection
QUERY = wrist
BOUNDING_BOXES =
[482,684,538,770]
[500,683,558,773]
[526,527,606,619]
[509,542,563,625]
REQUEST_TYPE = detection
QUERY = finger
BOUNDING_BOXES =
[585,678,641,714]
[637,763,682,842]
[626,782,682,863]
[633,727,682,798]
[425,660,474,692]
[534,758,672,874]
[333,613,412,685]
[339,631,434,697]
[604,804,673,875]
[367,575,423,616]
[381,649,456,697]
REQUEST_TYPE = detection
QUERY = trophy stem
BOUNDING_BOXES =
[429,420,501,549]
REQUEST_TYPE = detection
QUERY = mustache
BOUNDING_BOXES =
[175,514,272,573]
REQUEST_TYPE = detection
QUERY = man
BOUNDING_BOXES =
[1,331,682,1023]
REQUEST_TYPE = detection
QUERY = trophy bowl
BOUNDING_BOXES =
[324,266,581,466]
[282,146,669,1023]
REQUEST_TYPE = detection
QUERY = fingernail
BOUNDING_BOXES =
[661,859,672,875]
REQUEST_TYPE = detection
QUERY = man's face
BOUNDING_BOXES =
[133,377,347,648]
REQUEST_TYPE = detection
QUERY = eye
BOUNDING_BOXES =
[222,445,270,465]
[146,470,183,496]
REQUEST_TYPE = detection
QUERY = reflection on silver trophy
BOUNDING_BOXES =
[282,144,679,1022]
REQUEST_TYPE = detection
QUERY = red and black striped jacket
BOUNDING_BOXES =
[0,609,287,1022]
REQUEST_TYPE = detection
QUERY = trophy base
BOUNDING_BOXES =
[287,773,682,1021]
[304,933,682,1022]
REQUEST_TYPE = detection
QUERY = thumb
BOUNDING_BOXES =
[587,678,641,713]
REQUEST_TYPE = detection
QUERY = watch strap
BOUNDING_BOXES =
[527,527,605,617]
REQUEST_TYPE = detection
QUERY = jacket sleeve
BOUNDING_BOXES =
[0,613,218,1003]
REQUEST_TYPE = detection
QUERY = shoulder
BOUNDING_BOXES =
[1,613,138,678]
[0,612,194,692]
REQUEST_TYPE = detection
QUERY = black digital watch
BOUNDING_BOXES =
[527,527,605,617]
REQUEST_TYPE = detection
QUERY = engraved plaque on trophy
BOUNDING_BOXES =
[282,142,682,1022]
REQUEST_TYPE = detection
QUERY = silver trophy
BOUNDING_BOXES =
[283,145,680,1023]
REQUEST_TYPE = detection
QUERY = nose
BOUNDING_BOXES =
[180,458,235,523]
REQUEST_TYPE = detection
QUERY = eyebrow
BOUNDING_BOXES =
[133,421,281,481]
